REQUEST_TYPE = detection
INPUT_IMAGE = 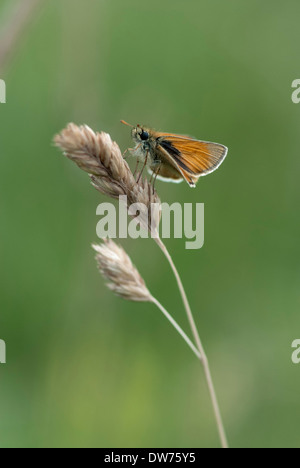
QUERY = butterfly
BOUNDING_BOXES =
[121,121,228,187]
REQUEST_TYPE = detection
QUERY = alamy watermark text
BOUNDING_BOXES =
[96,196,204,249]
[0,340,6,364]
[0,79,6,103]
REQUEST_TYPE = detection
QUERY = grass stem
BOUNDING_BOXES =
[155,236,229,449]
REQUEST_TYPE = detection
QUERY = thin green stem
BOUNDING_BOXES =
[150,295,201,360]
[155,237,228,449]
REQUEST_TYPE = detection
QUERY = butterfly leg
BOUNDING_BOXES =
[133,159,140,176]
[122,148,130,159]
[123,143,142,159]
[136,151,148,183]
[149,164,158,184]
[149,170,154,184]
[152,164,161,193]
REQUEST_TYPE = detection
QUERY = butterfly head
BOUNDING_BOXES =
[121,120,150,144]
[131,125,150,144]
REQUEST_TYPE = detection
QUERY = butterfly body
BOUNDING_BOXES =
[122,121,228,187]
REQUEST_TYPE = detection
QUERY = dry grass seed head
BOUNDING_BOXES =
[93,240,152,302]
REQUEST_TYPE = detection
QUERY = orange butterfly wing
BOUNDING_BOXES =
[155,133,228,187]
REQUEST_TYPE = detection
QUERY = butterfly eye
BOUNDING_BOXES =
[140,130,149,141]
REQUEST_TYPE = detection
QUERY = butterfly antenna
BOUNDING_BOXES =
[120,120,134,128]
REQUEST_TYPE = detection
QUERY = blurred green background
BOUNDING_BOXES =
[1,0,300,448]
